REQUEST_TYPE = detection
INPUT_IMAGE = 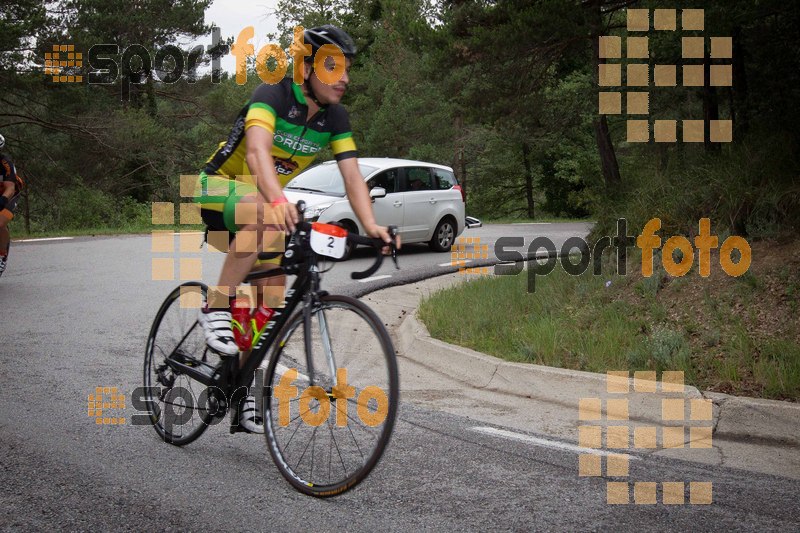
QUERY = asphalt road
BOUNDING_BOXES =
[1,224,798,531]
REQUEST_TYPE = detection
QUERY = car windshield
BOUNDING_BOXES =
[286,163,378,196]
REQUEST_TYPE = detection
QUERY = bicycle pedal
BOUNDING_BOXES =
[207,395,227,418]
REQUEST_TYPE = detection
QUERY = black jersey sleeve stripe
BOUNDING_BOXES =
[334,150,358,161]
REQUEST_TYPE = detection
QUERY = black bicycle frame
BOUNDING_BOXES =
[163,256,323,405]
[160,270,306,435]
[160,217,394,428]
[237,264,314,390]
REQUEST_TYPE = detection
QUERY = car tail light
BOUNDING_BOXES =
[453,184,465,203]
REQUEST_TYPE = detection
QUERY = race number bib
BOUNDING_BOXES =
[309,223,348,259]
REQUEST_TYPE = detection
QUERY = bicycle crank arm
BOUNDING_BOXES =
[164,356,217,386]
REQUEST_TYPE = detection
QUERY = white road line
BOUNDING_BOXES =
[276,363,310,383]
[439,259,472,267]
[357,275,392,283]
[16,236,75,242]
[471,426,640,459]
[259,360,311,382]
[511,222,552,225]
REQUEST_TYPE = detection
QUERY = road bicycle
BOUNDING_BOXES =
[143,203,400,497]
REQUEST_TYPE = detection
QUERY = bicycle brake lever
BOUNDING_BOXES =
[388,225,399,270]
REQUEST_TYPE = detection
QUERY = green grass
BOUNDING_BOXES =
[418,260,800,400]
[755,340,800,398]
[419,265,646,373]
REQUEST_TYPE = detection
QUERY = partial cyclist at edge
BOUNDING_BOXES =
[0,134,22,277]
[193,25,398,433]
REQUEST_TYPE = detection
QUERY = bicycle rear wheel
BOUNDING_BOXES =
[261,294,399,497]
[143,282,219,445]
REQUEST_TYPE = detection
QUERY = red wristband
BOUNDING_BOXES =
[271,196,288,206]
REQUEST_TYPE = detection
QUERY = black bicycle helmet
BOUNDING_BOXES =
[301,25,356,106]
[303,25,357,62]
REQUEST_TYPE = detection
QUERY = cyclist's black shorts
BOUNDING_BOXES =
[200,207,288,262]
[201,208,235,244]
[3,193,20,215]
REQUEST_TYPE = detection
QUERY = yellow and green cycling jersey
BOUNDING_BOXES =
[195,77,357,219]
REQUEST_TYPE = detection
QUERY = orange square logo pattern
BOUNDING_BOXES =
[578,371,713,505]
[45,44,83,83]
[88,387,126,425]
[451,236,490,275]
[598,9,733,144]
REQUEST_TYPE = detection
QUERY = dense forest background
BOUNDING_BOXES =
[1,0,798,238]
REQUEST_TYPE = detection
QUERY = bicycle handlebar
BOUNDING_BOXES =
[255,201,399,280]
[346,226,398,280]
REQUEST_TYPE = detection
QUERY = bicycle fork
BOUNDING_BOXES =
[302,291,338,390]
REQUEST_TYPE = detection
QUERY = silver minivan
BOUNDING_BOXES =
[284,158,466,259]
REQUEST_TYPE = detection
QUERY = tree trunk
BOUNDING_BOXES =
[589,0,621,186]
[703,54,720,152]
[23,178,30,235]
[453,115,467,209]
[522,142,535,219]
[146,78,157,117]
[732,26,748,136]
[460,149,467,210]
[658,142,669,172]
[595,116,622,185]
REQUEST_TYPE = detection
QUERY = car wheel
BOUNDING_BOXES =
[429,218,456,252]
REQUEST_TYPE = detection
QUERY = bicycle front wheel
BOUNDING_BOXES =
[262,294,399,497]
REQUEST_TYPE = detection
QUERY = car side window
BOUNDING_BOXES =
[367,169,398,193]
[403,167,434,192]
[433,168,457,190]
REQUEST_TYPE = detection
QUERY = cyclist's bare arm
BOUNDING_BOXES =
[338,157,399,251]
[244,126,299,232]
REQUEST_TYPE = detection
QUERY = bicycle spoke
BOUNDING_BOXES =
[343,397,383,440]
[281,400,319,453]
[327,411,347,478]
[310,426,316,482]
[344,413,365,460]
[326,415,334,484]
[295,425,318,471]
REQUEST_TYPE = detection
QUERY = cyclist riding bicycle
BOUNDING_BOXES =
[0,134,21,276]
[194,25,398,433]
